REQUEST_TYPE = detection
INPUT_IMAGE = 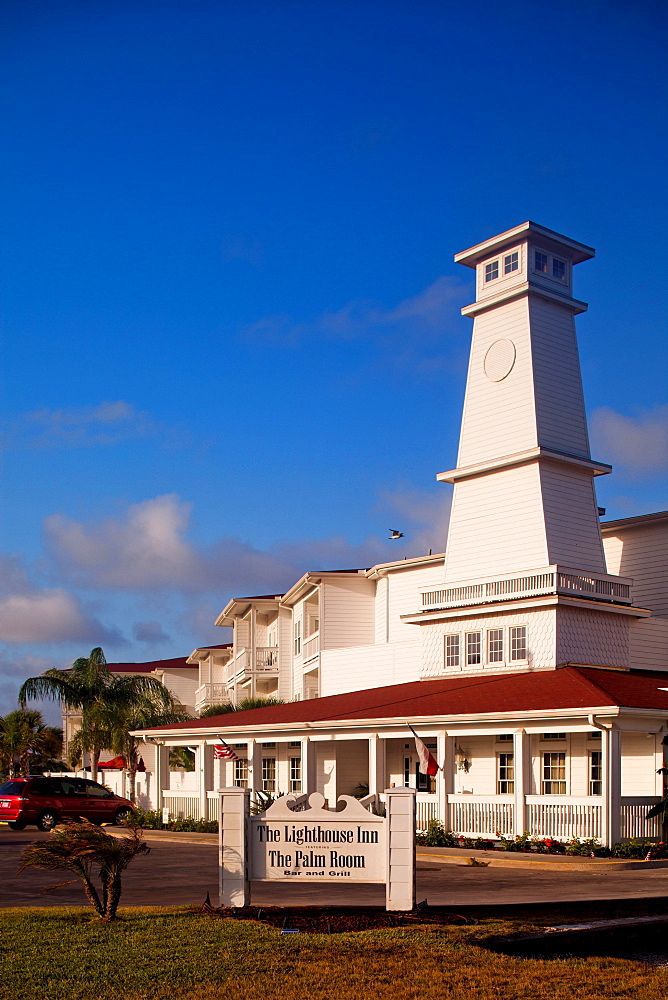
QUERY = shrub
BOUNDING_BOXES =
[612,838,664,859]
[496,830,531,852]
[131,808,217,834]
[416,819,457,847]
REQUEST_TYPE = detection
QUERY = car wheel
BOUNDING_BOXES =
[8,820,27,830]
[114,807,133,826]
[36,810,59,832]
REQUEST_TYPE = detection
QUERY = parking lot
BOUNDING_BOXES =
[4,827,668,910]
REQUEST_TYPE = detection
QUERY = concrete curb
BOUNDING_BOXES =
[115,830,668,870]
[417,848,668,872]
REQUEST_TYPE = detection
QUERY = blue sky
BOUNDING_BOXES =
[1,0,667,718]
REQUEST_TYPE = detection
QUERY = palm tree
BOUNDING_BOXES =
[84,689,190,803]
[198,696,284,717]
[0,710,63,778]
[19,818,149,921]
[19,647,184,782]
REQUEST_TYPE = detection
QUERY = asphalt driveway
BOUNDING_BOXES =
[4,827,668,910]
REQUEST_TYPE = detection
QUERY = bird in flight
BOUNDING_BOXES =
[388,529,404,539]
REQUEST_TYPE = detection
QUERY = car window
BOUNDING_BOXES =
[29,779,51,796]
[0,781,27,795]
[84,781,112,798]
[60,779,87,797]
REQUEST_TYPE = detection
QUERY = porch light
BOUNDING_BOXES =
[455,745,471,773]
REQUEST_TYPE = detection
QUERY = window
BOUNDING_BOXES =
[543,733,566,740]
[233,759,248,788]
[590,750,602,796]
[416,761,436,794]
[498,734,513,742]
[485,260,499,282]
[498,753,514,794]
[509,626,526,661]
[262,757,276,792]
[504,251,519,274]
[552,257,566,281]
[289,740,301,748]
[542,752,566,794]
[534,251,548,273]
[294,619,302,656]
[262,742,276,749]
[466,631,482,665]
[403,757,412,788]
[487,628,504,663]
[445,634,460,668]
[289,757,301,793]
[589,731,602,740]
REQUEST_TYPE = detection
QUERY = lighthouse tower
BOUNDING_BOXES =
[413,223,649,677]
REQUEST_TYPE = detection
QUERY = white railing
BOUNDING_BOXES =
[207,791,219,821]
[421,565,631,611]
[416,799,439,832]
[525,797,602,839]
[620,798,662,841]
[303,633,320,661]
[255,647,279,670]
[448,795,514,837]
[226,649,249,681]
[162,791,201,820]
[195,683,229,709]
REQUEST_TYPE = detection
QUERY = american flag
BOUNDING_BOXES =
[213,739,239,760]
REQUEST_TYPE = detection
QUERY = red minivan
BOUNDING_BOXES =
[0,776,134,830]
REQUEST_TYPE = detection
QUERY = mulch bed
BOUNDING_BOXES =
[205,904,472,933]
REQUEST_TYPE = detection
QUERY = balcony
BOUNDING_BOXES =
[421,565,632,612]
[195,683,229,712]
[302,632,320,664]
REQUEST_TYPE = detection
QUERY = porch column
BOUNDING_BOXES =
[154,742,169,812]
[248,739,262,799]
[438,732,453,829]
[199,743,214,820]
[368,734,386,798]
[604,727,622,847]
[513,730,530,838]
[301,737,317,795]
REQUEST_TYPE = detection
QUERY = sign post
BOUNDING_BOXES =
[218,787,416,911]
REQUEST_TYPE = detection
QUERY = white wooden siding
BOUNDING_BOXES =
[555,607,629,667]
[335,740,368,797]
[603,521,668,617]
[540,463,606,571]
[320,577,375,650]
[621,732,659,797]
[457,297,537,468]
[420,608,556,676]
[386,564,445,641]
[444,464,549,580]
[528,297,590,460]
[320,639,421,695]
[628,617,668,672]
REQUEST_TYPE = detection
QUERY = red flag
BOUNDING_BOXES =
[213,739,239,760]
[408,724,439,776]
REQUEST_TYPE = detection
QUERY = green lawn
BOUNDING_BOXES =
[0,907,664,1000]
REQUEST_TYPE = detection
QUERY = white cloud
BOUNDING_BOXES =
[44,492,443,599]
[44,495,201,589]
[590,405,668,474]
[242,275,468,372]
[375,486,451,556]
[8,400,156,449]
[0,652,55,717]
[0,590,118,644]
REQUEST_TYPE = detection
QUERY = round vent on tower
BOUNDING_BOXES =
[484,338,516,382]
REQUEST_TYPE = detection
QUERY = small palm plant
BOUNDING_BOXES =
[19,819,150,921]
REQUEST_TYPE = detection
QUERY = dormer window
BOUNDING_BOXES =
[552,257,566,281]
[485,260,499,282]
[504,251,519,274]
[534,251,548,273]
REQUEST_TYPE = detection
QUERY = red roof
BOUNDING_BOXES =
[107,656,197,674]
[142,666,668,732]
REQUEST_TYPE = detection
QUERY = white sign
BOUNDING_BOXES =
[250,791,385,882]
[217,786,416,911]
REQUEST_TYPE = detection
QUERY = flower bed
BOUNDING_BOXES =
[415,820,668,859]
